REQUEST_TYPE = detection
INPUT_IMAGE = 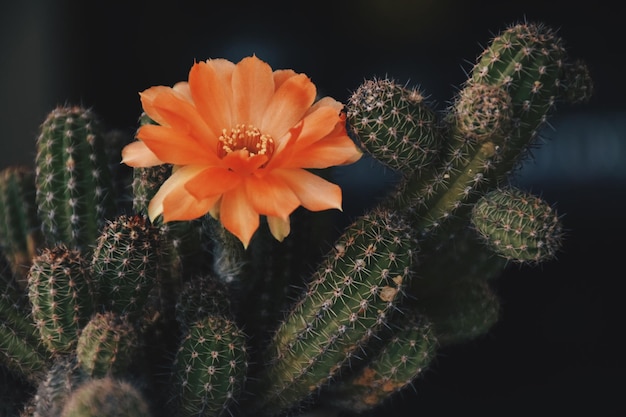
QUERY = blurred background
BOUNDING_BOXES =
[1,0,624,415]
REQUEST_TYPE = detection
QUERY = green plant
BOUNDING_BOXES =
[0,21,592,417]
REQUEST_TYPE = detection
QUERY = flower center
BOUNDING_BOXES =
[218,124,275,159]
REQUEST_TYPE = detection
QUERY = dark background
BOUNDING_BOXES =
[2,1,625,415]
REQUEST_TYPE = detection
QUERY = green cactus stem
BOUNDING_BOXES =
[250,207,414,416]
[398,81,513,233]
[170,315,248,417]
[468,22,566,183]
[1,258,41,347]
[0,166,44,288]
[174,273,233,334]
[31,354,90,417]
[75,311,140,379]
[471,187,563,264]
[0,323,49,385]
[90,214,161,323]
[34,105,118,253]
[321,313,437,413]
[27,245,95,355]
[131,128,205,311]
[60,375,152,417]
[1,259,48,384]
[346,77,442,175]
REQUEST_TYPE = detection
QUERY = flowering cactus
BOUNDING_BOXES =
[0,21,593,417]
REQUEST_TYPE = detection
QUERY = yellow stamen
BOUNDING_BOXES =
[218,124,275,159]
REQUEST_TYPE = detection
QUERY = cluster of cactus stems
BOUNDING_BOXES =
[0,21,593,417]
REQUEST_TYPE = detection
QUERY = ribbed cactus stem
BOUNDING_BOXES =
[27,245,95,355]
[174,273,233,334]
[471,187,563,263]
[34,105,118,252]
[469,22,566,182]
[32,355,90,417]
[396,81,513,236]
[0,166,43,287]
[1,260,48,384]
[0,324,49,385]
[132,163,170,217]
[91,214,161,323]
[170,316,248,417]
[76,311,140,378]
[346,77,442,175]
[322,313,437,413]
[203,215,248,299]
[1,260,40,346]
[250,207,414,416]
[60,376,152,417]
[132,163,203,317]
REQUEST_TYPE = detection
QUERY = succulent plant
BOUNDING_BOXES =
[0,20,593,417]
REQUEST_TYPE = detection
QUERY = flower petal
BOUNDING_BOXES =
[219,186,260,249]
[262,73,316,140]
[147,164,212,221]
[232,56,275,125]
[149,88,215,148]
[273,168,343,211]
[281,134,363,169]
[269,105,345,169]
[273,69,297,89]
[267,215,291,242]
[173,81,192,102]
[121,141,164,167]
[184,166,241,200]
[162,189,218,222]
[189,60,235,139]
[140,86,176,126]
[245,173,300,219]
[305,96,343,115]
[137,124,222,166]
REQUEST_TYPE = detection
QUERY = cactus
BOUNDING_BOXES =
[31,354,90,417]
[169,316,248,417]
[248,207,414,416]
[471,186,563,264]
[60,375,152,417]
[320,312,438,413]
[75,311,140,379]
[34,105,118,253]
[0,19,594,417]
[90,214,161,323]
[347,78,443,174]
[0,166,44,288]
[27,245,95,355]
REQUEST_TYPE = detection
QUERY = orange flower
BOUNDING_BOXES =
[122,55,362,248]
